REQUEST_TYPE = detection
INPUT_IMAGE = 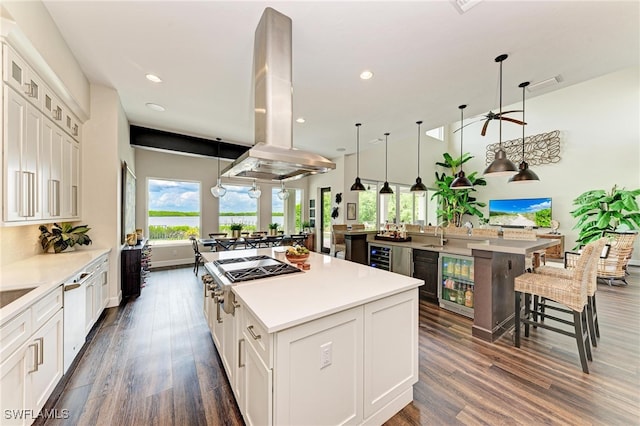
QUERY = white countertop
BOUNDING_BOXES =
[202,248,421,333]
[0,248,111,323]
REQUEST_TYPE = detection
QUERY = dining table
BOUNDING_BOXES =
[199,234,307,251]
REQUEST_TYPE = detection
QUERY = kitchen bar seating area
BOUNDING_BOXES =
[36,264,640,425]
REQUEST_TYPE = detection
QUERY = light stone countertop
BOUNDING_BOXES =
[0,248,111,324]
[202,248,422,333]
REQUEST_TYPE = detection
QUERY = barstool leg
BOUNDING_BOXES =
[591,295,600,338]
[573,310,590,374]
[586,295,598,347]
[524,293,531,338]
[514,291,521,347]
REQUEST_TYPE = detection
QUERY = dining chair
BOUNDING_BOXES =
[597,231,637,286]
[189,236,203,275]
[513,238,606,373]
[215,237,237,251]
[332,225,348,257]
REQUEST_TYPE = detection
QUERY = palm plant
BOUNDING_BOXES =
[571,185,640,248]
[432,152,487,227]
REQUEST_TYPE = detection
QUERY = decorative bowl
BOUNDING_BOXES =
[285,253,310,264]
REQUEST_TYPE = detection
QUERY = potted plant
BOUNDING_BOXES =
[268,223,279,236]
[229,223,243,238]
[301,221,312,233]
[39,222,92,253]
[432,152,487,227]
[571,185,640,249]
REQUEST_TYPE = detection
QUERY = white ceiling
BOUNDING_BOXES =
[42,1,639,158]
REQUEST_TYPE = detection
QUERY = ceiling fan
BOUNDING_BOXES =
[454,110,526,136]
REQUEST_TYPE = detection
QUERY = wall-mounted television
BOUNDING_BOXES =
[488,197,552,228]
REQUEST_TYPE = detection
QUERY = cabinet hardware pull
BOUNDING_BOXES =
[215,297,223,323]
[64,283,81,291]
[28,343,38,373]
[238,339,245,368]
[247,325,261,340]
[37,337,44,366]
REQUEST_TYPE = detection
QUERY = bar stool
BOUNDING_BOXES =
[513,238,605,373]
[535,240,610,347]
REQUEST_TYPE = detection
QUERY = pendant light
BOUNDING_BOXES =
[483,54,518,176]
[379,133,394,194]
[350,123,366,191]
[277,181,290,200]
[410,121,427,194]
[210,138,227,198]
[509,81,540,183]
[248,179,262,198]
[450,105,474,189]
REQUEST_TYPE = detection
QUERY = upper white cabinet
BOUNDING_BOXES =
[2,42,82,224]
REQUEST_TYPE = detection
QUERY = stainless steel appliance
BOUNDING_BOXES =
[204,255,301,316]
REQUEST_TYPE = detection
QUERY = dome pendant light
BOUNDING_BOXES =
[277,181,290,201]
[451,105,474,189]
[248,179,262,198]
[509,81,540,183]
[410,121,427,194]
[350,123,366,191]
[483,54,518,176]
[379,133,394,195]
[210,139,227,198]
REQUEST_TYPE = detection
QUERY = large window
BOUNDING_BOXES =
[219,184,258,233]
[359,180,432,229]
[357,183,377,228]
[148,178,200,241]
[271,188,303,234]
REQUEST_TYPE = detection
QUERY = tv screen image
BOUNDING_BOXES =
[488,197,552,228]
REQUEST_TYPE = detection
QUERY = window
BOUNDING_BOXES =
[219,184,257,233]
[426,126,444,141]
[148,178,200,241]
[357,183,377,228]
[359,180,431,229]
[272,188,303,234]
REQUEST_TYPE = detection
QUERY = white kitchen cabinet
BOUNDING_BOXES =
[40,117,64,219]
[84,254,109,334]
[99,256,110,310]
[3,86,41,222]
[242,333,273,426]
[2,41,82,225]
[0,290,63,426]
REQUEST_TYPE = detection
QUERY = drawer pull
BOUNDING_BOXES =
[64,283,81,291]
[238,339,245,368]
[247,325,261,340]
[28,343,38,373]
[37,337,44,365]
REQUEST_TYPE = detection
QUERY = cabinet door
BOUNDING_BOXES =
[60,135,74,218]
[41,117,64,219]
[413,250,439,302]
[363,289,418,419]
[210,297,223,350]
[100,261,110,310]
[3,86,40,221]
[70,140,79,217]
[0,342,32,426]
[30,309,63,413]
[85,280,95,334]
[243,333,272,426]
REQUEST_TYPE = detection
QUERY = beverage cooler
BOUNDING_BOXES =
[438,254,475,318]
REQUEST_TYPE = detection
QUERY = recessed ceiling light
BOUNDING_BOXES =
[145,74,162,83]
[337,147,346,152]
[145,102,165,112]
[296,117,306,123]
[360,70,374,80]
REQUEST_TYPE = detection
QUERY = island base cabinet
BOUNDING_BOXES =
[242,336,273,426]
[274,307,364,425]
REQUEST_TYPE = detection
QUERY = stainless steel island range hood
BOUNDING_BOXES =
[221,7,335,181]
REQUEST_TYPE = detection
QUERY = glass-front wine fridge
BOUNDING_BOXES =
[438,253,475,318]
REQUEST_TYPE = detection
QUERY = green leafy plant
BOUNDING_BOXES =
[268,223,279,230]
[39,223,92,253]
[229,223,244,231]
[301,221,312,232]
[571,185,640,248]
[432,152,487,227]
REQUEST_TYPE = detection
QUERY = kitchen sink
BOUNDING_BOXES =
[0,287,37,309]
[423,244,446,250]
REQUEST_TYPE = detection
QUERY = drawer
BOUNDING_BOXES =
[32,286,63,332]
[0,308,32,362]
[242,308,273,368]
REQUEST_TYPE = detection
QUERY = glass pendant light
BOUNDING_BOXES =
[277,181,290,200]
[350,123,366,191]
[379,133,394,194]
[483,54,518,176]
[451,105,474,189]
[248,179,262,198]
[410,121,427,194]
[509,81,540,183]
[210,139,227,198]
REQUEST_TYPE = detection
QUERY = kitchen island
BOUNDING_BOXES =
[202,248,421,426]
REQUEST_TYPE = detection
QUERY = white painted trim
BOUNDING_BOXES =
[150,258,192,269]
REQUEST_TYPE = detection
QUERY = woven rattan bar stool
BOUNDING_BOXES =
[598,231,637,286]
[535,239,609,347]
[513,238,605,374]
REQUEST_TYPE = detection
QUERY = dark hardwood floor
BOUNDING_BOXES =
[43,265,640,425]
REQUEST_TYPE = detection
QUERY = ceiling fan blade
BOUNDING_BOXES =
[481,120,490,136]
[500,117,526,125]
[496,110,523,116]
[453,118,484,133]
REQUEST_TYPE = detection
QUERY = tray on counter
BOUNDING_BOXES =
[374,235,412,242]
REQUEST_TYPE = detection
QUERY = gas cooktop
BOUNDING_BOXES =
[213,255,302,283]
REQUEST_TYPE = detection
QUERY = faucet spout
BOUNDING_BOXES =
[434,222,445,246]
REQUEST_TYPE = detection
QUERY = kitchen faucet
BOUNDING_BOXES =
[435,222,446,246]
